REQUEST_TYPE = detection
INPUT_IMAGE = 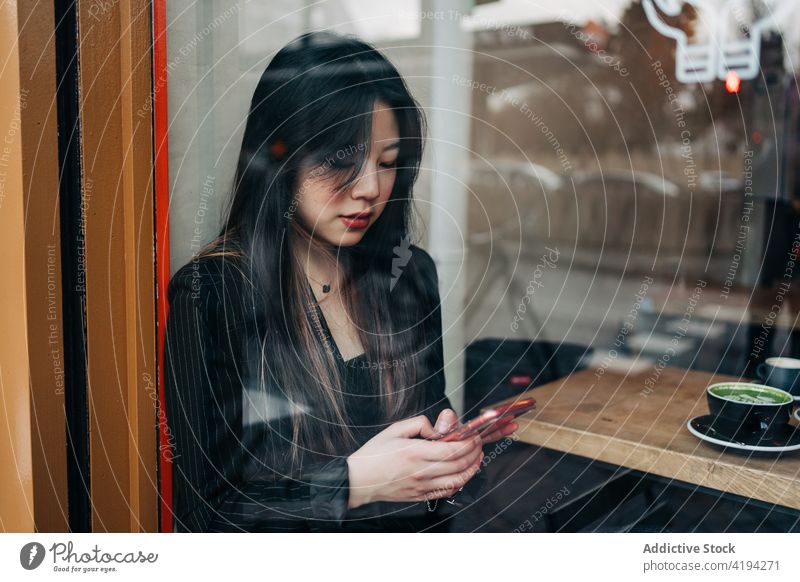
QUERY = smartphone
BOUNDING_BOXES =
[435,397,536,442]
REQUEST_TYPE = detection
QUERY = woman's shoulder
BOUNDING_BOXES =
[407,244,439,285]
[408,243,433,265]
[387,243,440,308]
[167,248,250,305]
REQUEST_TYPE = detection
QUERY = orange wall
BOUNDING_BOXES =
[0,0,69,532]
[0,0,36,531]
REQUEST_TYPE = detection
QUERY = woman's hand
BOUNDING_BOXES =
[478,417,519,444]
[431,408,459,437]
[346,413,485,509]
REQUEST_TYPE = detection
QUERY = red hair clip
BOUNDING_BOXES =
[270,139,287,160]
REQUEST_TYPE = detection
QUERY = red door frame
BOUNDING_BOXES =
[153,0,173,534]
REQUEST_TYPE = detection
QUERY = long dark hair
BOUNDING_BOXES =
[198,31,432,471]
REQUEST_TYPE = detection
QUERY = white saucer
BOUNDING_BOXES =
[687,415,800,454]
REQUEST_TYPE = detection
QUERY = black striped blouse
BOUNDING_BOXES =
[163,244,483,532]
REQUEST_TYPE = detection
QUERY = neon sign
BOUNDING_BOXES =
[642,0,789,83]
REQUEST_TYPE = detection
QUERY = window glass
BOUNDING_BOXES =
[165,0,800,385]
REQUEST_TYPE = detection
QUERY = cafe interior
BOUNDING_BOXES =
[163,0,800,533]
[2,0,799,533]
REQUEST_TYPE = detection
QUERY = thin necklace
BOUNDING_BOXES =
[307,273,332,294]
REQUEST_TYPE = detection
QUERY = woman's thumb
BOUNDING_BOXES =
[433,409,458,434]
[391,415,437,439]
[417,409,458,440]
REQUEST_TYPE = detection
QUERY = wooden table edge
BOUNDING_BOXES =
[512,415,800,512]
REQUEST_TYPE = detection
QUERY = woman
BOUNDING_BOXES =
[163,30,518,532]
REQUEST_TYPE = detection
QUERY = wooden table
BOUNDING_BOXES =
[497,367,800,511]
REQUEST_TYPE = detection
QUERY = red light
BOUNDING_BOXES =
[510,375,533,386]
[753,131,763,145]
[725,71,741,93]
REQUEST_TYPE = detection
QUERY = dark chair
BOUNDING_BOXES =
[463,338,593,416]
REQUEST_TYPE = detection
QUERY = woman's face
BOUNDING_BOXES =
[294,100,400,247]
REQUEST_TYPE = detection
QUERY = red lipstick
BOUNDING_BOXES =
[340,211,372,229]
